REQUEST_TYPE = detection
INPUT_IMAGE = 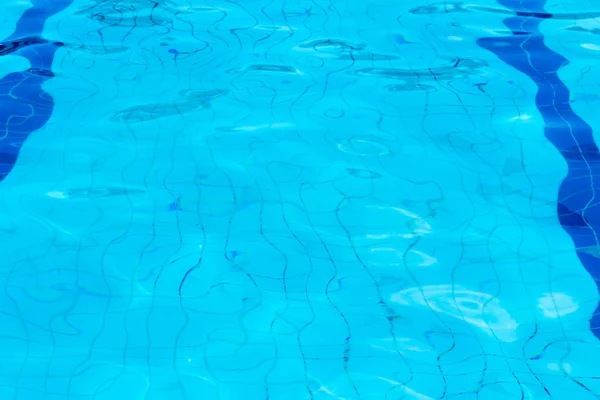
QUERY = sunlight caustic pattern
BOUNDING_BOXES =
[1,0,600,399]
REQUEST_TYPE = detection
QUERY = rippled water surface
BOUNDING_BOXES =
[2,0,600,398]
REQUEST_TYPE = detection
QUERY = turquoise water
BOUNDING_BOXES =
[2,0,600,398]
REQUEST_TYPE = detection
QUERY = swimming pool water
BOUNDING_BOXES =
[2,0,600,398]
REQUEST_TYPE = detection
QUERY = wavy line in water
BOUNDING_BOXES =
[0,0,73,181]
[477,0,600,334]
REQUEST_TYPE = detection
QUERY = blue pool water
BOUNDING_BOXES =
[2,0,600,398]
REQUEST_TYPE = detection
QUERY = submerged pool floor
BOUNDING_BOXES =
[2,0,600,398]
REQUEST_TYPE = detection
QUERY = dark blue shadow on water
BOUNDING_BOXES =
[478,0,600,334]
[0,0,73,181]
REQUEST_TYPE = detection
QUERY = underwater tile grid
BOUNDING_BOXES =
[3,0,600,399]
